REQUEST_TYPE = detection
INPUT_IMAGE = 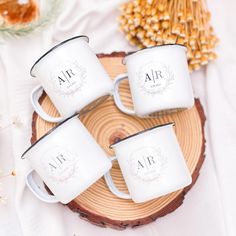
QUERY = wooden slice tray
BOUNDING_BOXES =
[31,52,206,229]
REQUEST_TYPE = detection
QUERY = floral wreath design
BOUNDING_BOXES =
[128,147,168,182]
[42,146,80,183]
[51,60,87,96]
[137,61,175,96]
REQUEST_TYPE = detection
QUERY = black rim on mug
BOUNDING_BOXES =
[21,113,80,159]
[122,44,187,65]
[110,122,175,148]
[30,35,89,77]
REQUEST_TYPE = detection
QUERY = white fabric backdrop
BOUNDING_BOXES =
[0,0,235,235]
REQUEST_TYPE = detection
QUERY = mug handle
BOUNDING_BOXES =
[26,169,59,203]
[31,85,64,123]
[113,73,136,115]
[104,156,132,199]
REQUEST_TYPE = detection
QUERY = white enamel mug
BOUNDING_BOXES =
[104,123,192,203]
[113,44,194,117]
[21,114,112,204]
[30,35,114,123]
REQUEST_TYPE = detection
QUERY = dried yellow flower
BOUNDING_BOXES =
[157,3,165,12]
[208,52,217,61]
[195,51,202,59]
[201,45,209,53]
[176,37,185,45]
[172,23,181,35]
[187,50,194,59]
[179,15,186,24]
[118,0,218,72]
[192,63,201,70]
[151,8,157,16]
[162,20,169,29]
[200,35,206,44]
[163,11,170,20]
[200,56,208,65]
[186,12,193,22]
[152,23,160,31]
[189,37,196,46]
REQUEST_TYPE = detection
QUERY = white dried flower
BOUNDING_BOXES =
[0,196,7,205]
[0,169,16,204]
[12,116,24,128]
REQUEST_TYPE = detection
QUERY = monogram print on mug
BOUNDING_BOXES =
[129,147,167,181]
[42,146,79,182]
[51,60,87,95]
[138,61,174,95]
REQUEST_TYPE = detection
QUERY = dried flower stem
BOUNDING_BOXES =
[0,169,16,204]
